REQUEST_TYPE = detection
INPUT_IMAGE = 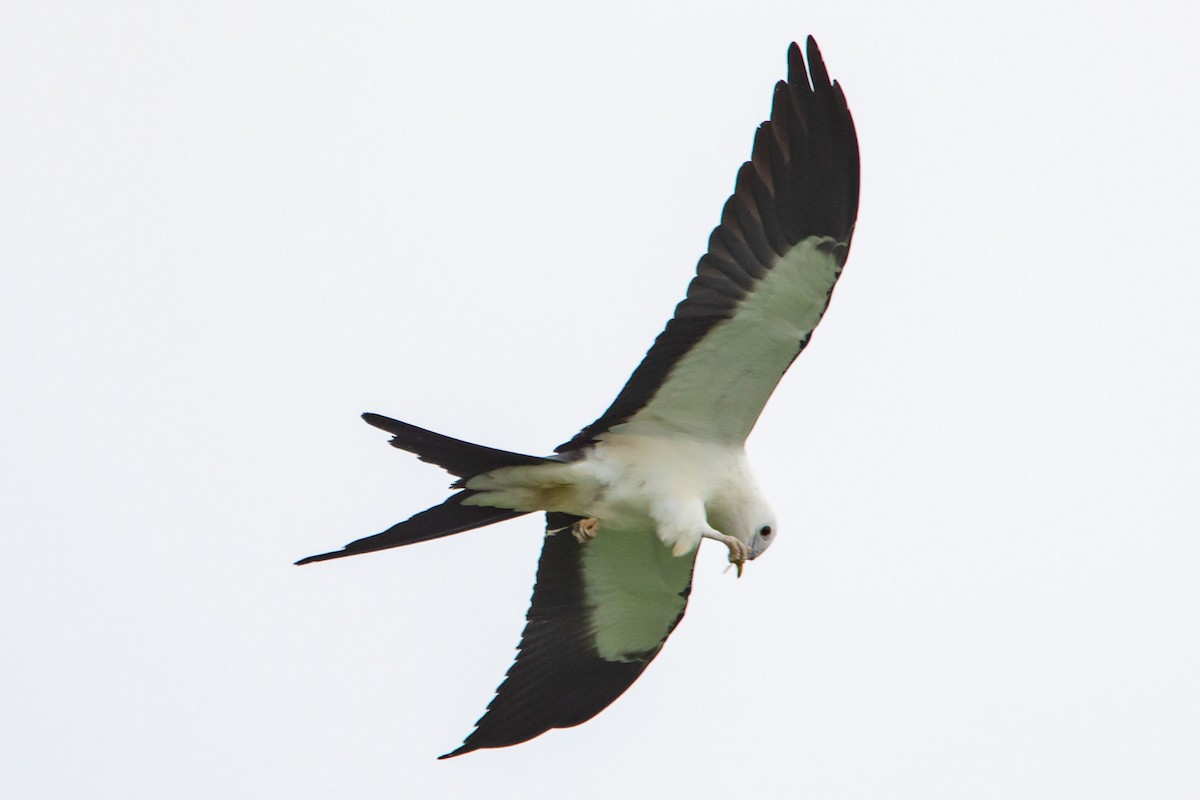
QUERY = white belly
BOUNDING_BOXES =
[464,431,758,543]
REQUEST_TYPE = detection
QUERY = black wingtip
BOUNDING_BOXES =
[436,744,475,760]
[787,40,807,91]
[294,551,341,566]
[361,412,389,429]
[805,36,832,90]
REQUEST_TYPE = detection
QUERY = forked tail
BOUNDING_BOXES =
[295,413,553,565]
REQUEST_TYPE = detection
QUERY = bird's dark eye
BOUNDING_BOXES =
[759,525,772,537]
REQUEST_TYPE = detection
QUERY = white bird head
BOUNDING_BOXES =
[748,517,776,561]
[708,487,777,562]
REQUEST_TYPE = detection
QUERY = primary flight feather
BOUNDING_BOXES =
[298,36,860,758]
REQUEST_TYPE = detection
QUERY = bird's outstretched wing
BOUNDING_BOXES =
[558,37,860,452]
[440,513,698,758]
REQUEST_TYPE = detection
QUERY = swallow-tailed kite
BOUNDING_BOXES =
[298,37,860,758]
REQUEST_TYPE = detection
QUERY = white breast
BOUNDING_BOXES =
[579,432,758,528]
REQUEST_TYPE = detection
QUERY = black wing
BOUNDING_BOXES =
[440,513,697,758]
[558,37,860,452]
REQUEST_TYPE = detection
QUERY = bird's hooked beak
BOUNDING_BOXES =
[729,535,769,577]
[748,538,770,561]
[735,544,767,577]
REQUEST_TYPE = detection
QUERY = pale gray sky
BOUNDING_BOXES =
[3,1,1198,797]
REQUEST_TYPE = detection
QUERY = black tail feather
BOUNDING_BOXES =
[295,491,528,565]
[361,413,549,480]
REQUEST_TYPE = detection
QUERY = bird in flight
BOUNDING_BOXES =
[298,36,860,759]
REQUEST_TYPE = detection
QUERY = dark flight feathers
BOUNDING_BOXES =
[440,513,687,758]
[555,37,859,453]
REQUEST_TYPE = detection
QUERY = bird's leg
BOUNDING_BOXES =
[571,517,601,544]
[702,531,749,577]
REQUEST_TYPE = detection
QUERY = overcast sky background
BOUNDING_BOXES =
[3,1,1198,797]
